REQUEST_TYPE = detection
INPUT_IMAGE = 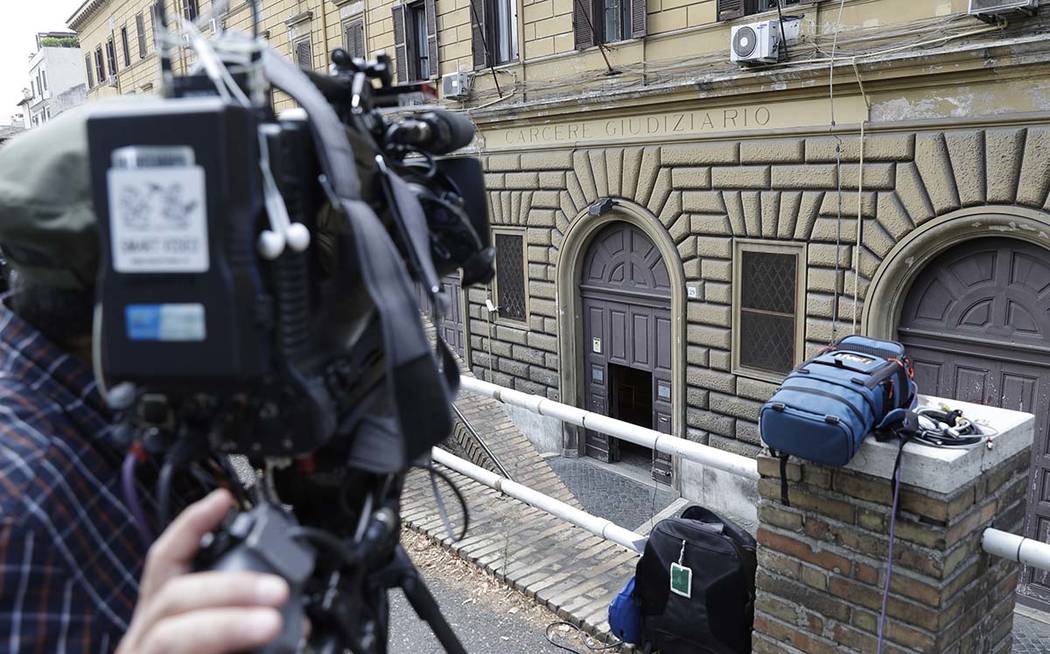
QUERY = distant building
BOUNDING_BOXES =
[0,124,25,146]
[17,31,88,128]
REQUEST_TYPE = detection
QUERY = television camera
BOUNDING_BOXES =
[87,3,493,652]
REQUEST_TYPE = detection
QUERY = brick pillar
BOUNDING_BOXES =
[751,403,1033,654]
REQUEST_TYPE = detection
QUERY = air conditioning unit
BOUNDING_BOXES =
[968,0,1038,18]
[730,20,781,65]
[442,72,473,100]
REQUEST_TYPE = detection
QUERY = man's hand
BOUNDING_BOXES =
[117,489,289,654]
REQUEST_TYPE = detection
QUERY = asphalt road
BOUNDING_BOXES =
[387,576,575,654]
[387,533,614,654]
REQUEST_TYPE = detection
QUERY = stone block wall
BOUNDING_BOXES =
[468,124,1050,457]
[752,451,1028,653]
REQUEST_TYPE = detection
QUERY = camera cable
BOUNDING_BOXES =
[544,621,624,654]
[412,463,471,542]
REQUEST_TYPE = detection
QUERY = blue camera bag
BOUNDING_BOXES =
[760,336,915,467]
[608,576,643,644]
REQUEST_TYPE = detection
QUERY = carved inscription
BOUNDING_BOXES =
[479,97,867,150]
[496,106,773,147]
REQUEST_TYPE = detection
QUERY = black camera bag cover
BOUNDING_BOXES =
[634,506,757,654]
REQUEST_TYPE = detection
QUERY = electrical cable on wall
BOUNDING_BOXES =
[851,57,871,333]
[828,0,848,343]
[461,13,1003,109]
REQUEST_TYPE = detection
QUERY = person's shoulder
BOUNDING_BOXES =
[0,372,78,522]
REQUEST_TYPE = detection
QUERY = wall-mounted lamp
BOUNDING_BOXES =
[588,198,616,217]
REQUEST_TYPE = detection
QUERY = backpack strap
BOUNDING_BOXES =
[769,448,790,507]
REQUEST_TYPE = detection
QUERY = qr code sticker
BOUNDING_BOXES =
[107,166,209,273]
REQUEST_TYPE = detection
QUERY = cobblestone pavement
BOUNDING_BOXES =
[1014,609,1050,653]
[547,456,677,531]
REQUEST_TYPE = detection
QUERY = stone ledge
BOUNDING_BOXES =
[842,395,1033,494]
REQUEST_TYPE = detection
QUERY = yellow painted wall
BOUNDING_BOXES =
[70,0,984,106]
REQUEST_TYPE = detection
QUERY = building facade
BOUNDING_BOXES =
[17,32,88,128]
[65,0,1050,609]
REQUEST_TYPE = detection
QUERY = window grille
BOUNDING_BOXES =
[495,233,526,322]
[737,249,800,375]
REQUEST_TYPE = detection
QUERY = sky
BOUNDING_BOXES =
[0,2,87,125]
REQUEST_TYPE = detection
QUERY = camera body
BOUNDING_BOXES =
[89,98,337,458]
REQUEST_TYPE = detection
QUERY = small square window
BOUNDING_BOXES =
[734,242,805,379]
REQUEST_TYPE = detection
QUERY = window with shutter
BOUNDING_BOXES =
[295,38,313,70]
[184,0,199,21]
[343,19,366,59]
[717,0,790,21]
[121,26,131,67]
[494,232,527,322]
[94,48,105,83]
[574,0,595,50]
[85,54,94,88]
[136,13,148,58]
[485,0,519,65]
[106,38,118,77]
[391,5,409,82]
[733,242,805,378]
[470,0,488,69]
[579,0,645,47]
[40,70,47,92]
[425,0,439,79]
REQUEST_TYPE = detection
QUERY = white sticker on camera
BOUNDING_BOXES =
[107,165,209,273]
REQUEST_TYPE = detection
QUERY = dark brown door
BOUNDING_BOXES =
[441,274,465,357]
[897,237,1050,610]
[417,274,465,357]
[581,223,673,483]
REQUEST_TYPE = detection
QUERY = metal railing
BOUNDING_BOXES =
[450,403,512,479]
[431,447,648,553]
[459,376,760,481]
[453,378,1050,572]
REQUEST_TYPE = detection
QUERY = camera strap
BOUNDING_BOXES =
[262,48,457,462]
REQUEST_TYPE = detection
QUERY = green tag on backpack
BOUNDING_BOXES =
[670,562,692,598]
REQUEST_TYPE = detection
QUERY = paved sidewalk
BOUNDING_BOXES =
[547,456,677,531]
[1014,608,1050,653]
[401,465,639,642]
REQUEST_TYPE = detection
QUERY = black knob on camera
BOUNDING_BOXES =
[196,504,316,654]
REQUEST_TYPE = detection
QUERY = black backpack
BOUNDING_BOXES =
[634,506,757,653]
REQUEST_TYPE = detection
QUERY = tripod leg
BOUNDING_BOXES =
[390,547,467,654]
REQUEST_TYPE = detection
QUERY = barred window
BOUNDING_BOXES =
[494,232,526,322]
[734,243,805,378]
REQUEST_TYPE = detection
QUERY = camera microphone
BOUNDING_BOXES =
[390,109,475,155]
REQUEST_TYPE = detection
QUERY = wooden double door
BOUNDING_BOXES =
[580,223,674,483]
[897,237,1050,610]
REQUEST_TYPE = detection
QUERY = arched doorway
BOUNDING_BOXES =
[580,222,674,483]
[897,237,1050,610]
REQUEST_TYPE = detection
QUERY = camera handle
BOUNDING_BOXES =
[196,503,315,654]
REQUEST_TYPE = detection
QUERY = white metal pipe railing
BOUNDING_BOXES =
[459,376,760,481]
[431,447,648,553]
[983,528,1050,572]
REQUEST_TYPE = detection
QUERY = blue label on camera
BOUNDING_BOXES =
[125,304,206,341]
